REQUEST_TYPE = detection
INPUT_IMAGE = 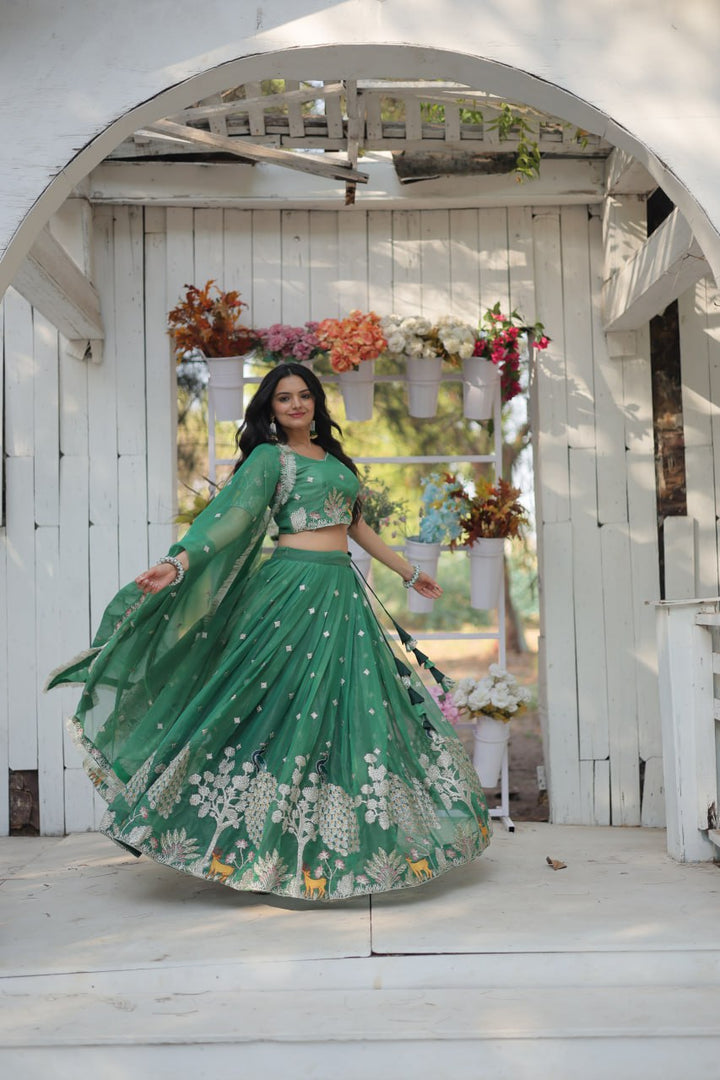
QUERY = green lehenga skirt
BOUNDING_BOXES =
[57,548,491,901]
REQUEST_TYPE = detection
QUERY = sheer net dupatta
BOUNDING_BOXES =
[45,444,290,694]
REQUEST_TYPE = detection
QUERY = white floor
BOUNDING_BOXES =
[1,824,720,1079]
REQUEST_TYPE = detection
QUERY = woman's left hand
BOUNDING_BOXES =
[413,572,442,599]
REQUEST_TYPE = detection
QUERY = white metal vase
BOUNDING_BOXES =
[338,360,375,421]
[462,355,500,421]
[404,537,441,614]
[406,356,442,418]
[347,536,371,581]
[468,536,505,610]
[206,354,246,421]
[472,715,511,788]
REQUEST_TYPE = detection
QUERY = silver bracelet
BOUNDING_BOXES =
[159,555,185,584]
[402,564,421,590]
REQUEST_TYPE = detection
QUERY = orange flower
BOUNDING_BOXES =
[316,310,387,372]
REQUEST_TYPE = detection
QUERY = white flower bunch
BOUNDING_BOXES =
[452,664,531,722]
[381,314,438,359]
[435,315,477,361]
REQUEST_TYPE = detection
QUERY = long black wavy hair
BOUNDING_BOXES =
[233,363,362,521]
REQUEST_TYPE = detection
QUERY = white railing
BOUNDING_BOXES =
[655,597,720,861]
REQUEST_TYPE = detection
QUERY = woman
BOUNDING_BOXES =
[47,364,490,901]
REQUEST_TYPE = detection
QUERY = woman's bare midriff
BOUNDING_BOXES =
[277,524,350,552]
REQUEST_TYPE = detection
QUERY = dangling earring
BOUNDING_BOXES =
[269,417,278,442]
[310,419,318,440]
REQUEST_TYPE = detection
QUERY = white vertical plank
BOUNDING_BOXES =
[338,212,368,314]
[6,457,37,769]
[478,207,509,313]
[88,205,118,527]
[678,281,713,449]
[641,755,666,827]
[539,521,580,823]
[507,205,535,324]
[561,206,596,449]
[533,208,569,524]
[419,210,450,320]
[448,209,480,325]
[0,297,4,526]
[35,525,65,834]
[118,455,149,584]
[280,209,311,323]
[622,331,654,457]
[569,448,609,761]
[251,210,282,328]
[148,522,174,566]
[193,207,224,288]
[593,759,611,825]
[63,768,95,833]
[684,445,719,599]
[391,211,421,313]
[32,311,60,525]
[166,207,195,317]
[89,524,120,631]
[0,531,8,833]
[367,211,393,316]
[4,286,34,456]
[114,205,146,457]
[59,455,90,766]
[704,279,720,519]
[309,212,339,319]
[589,211,627,525]
[145,212,176,531]
[579,759,594,825]
[600,522,641,825]
[663,516,697,600]
[626,450,662,760]
[59,340,89,456]
[224,209,254,321]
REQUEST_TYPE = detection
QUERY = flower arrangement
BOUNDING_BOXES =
[452,664,532,724]
[466,303,549,404]
[413,471,470,544]
[380,315,439,360]
[434,316,477,363]
[255,322,323,364]
[357,469,408,533]
[167,280,257,360]
[450,476,528,547]
[316,310,387,372]
[428,684,463,725]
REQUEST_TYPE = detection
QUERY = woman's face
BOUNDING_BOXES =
[271,375,316,436]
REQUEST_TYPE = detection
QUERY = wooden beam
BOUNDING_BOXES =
[145,119,369,184]
[605,149,657,195]
[12,226,103,343]
[603,209,710,331]
[171,83,345,122]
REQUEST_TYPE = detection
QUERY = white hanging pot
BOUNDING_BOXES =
[206,354,246,421]
[472,716,510,788]
[462,355,500,421]
[404,537,442,614]
[338,360,375,421]
[468,536,505,610]
[406,356,442,418]
[347,536,371,581]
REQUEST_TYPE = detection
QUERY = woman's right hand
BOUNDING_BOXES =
[135,563,180,594]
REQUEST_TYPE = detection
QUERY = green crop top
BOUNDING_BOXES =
[274,446,359,534]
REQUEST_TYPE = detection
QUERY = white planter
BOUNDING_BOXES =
[462,355,500,421]
[347,536,371,580]
[468,536,505,610]
[404,537,441,614]
[206,354,246,421]
[472,716,510,788]
[338,360,375,421]
[407,356,442,418]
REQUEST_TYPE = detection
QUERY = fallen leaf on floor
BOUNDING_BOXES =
[546,856,567,870]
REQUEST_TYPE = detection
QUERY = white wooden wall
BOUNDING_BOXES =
[4,199,704,833]
[0,205,176,834]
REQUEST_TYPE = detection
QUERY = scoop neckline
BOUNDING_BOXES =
[285,446,329,462]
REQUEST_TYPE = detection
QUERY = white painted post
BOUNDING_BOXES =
[655,599,717,861]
